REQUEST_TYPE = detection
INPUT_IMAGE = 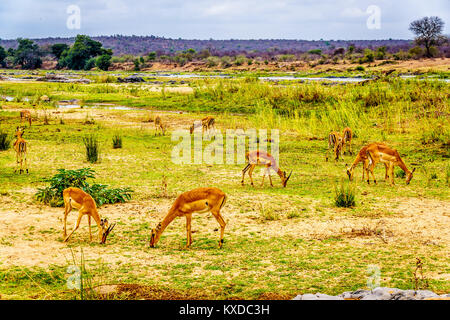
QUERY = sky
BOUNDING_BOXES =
[0,0,449,40]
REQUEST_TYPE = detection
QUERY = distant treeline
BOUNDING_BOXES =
[0,35,423,57]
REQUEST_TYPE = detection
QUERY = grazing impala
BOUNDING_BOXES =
[20,110,32,126]
[63,187,115,244]
[241,151,292,187]
[13,127,28,174]
[346,143,389,182]
[366,144,416,185]
[326,131,343,161]
[190,116,216,136]
[342,127,353,155]
[149,187,227,248]
[154,116,166,135]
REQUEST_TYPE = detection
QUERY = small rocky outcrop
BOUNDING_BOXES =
[293,287,450,300]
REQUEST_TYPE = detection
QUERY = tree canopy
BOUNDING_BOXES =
[409,16,446,57]
[13,38,43,69]
[58,35,112,70]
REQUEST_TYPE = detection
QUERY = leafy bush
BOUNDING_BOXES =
[0,131,12,151]
[83,135,100,163]
[334,181,356,208]
[35,168,133,207]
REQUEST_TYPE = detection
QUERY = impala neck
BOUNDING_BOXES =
[396,156,411,174]
[153,207,178,244]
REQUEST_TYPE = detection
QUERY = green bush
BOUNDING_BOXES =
[35,168,133,207]
[83,135,100,163]
[0,131,12,151]
[334,181,356,208]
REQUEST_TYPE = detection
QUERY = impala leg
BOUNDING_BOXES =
[88,215,92,242]
[248,165,255,187]
[241,163,250,185]
[384,163,389,181]
[260,169,266,187]
[389,163,395,186]
[185,213,192,248]
[64,211,83,242]
[63,201,72,239]
[24,153,28,174]
[211,210,226,248]
[267,167,273,187]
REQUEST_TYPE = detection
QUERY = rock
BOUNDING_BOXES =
[117,75,145,83]
[293,293,343,300]
[414,290,439,299]
[40,95,50,102]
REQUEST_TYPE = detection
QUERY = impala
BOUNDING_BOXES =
[366,144,416,185]
[346,143,389,182]
[62,187,115,244]
[20,110,32,126]
[149,187,227,248]
[326,131,343,161]
[13,127,28,174]
[342,127,353,155]
[154,115,166,135]
[190,116,216,136]
[241,150,292,187]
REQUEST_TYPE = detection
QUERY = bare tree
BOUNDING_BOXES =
[409,16,446,57]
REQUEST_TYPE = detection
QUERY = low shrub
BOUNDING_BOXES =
[83,135,99,163]
[0,131,12,150]
[35,168,133,207]
[112,134,122,149]
[334,181,356,208]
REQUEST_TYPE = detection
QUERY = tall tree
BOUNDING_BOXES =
[13,38,42,69]
[409,16,446,57]
[58,35,112,70]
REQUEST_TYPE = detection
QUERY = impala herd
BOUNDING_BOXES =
[9,110,416,248]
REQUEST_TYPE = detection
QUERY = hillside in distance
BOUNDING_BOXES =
[0,35,413,56]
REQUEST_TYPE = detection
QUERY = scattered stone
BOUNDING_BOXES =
[294,287,449,300]
[40,95,50,102]
[117,75,145,83]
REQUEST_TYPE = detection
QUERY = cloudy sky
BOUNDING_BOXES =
[0,0,448,40]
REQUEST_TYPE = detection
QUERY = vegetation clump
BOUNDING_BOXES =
[35,168,133,207]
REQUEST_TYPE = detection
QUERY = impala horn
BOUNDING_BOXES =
[284,170,293,187]
[101,223,116,244]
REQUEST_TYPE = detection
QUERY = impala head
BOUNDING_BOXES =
[189,124,194,134]
[149,222,162,247]
[346,164,354,181]
[100,218,115,244]
[406,168,416,185]
[15,127,24,138]
[281,170,293,187]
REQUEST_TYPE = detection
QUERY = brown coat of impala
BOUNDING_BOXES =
[149,187,227,248]
[342,127,353,155]
[190,116,215,135]
[13,127,28,174]
[63,187,115,244]
[365,144,415,185]
[241,151,292,187]
[327,131,343,161]
[20,110,32,126]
